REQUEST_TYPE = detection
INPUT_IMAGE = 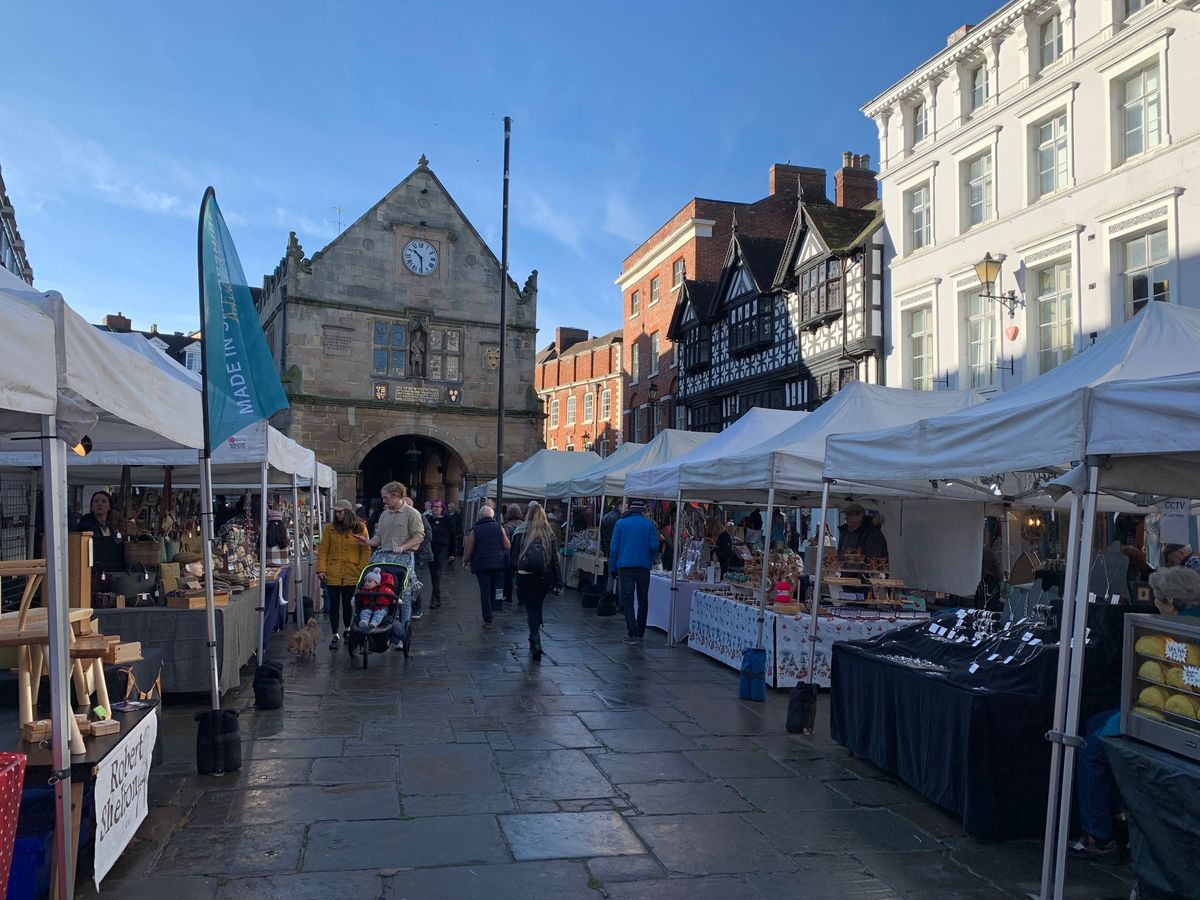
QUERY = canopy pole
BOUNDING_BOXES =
[292,473,302,628]
[1038,491,1084,900]
[1051,463,1100,900]
[668,490,684,647]
[806,480,832,686]
[755,486,776,649]
[564,496,573,549]
[41,417,74,900]
[257,461,269,662]
[199,455,221,709]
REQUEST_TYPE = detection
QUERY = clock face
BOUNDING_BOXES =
[403,239,439,276]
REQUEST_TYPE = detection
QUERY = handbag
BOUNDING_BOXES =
[160,534,179,564]
[125,537,164,568]
[109,562,154,598]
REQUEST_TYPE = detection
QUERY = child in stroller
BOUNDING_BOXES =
[356,568,394,629]
[347,558,415,667]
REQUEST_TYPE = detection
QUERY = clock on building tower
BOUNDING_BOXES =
[403,239,439,276]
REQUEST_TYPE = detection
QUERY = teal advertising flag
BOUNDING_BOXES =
[197,188,288,453]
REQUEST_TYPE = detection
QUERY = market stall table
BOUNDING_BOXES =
[647,573,720,643]
[93,594,259,694]
[687,590,924,688]
[565,551,605,589]
[5,702,160,900]
[1103,735,1200,898]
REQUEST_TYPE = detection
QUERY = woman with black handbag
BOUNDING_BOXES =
[509,504,561,660]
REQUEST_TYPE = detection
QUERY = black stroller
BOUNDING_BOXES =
[346,557,415,668]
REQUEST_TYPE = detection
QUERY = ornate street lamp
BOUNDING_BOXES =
[974,252,1023,318]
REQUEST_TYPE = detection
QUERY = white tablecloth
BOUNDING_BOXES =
[687,590,927,688]
[646,573,721,642]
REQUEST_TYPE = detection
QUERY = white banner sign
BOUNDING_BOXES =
[1160,497,1191,546]
[93,711,158,889]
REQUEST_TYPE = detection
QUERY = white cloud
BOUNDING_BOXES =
[0,114,192,218]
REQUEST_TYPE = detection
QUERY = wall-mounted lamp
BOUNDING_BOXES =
[974,252,1024,318]
[72,435,93,457]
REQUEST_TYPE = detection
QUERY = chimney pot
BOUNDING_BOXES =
[947,23,973,46]
[842,151,853,167]
[861,153,871,170]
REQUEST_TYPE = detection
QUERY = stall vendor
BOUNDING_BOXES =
[837,503,888,562]
[714,521,743,577]
[1162,543,1200,576]
[73,490,125,589]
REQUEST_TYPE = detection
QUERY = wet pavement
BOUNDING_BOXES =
[94,565,1134,899]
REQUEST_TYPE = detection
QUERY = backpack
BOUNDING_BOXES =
[519,536,549,575]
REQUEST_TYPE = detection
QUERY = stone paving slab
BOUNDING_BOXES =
[500,810,645,860]
[854,850,1012,898]
[605,874,764,899]
[621,780,753,815]
[303,816,509,871]
[216,871,384,900]
[155,824,301,876]
[593,751,709,784]
[628,813,794,876]
[384,860,595,899]
[94,875,221,900]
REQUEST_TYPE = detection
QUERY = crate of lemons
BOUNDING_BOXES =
[1133,633,1200,723]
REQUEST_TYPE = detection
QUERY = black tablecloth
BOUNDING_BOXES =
[1103,736,1200,899]
[94,595,259,694]
[831,642,1054,839]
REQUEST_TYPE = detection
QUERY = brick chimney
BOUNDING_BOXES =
[769,164,827,204]
[555,327,589,354]
[103,312,131,332]
[947,23,973,46]
[835,152,878,210]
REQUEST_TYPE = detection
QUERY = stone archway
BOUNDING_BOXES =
[357,434,469,508]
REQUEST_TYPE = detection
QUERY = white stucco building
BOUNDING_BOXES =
[864,0,1200,393]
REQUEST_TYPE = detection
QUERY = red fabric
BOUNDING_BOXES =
[0,753,27,896]
[357,570,398,611]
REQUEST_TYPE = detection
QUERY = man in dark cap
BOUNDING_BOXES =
[837,502,888,562]
[1163,543,1200,575]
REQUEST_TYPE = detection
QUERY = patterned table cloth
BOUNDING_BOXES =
[688,590,927,688]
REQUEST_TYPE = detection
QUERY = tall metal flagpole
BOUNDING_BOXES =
[496,116,511,509]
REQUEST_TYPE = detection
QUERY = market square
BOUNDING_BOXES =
[1,1,1199,898]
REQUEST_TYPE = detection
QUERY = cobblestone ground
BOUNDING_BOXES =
[95,565,1133,899]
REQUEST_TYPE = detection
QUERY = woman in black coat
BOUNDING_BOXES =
[73,490,125,591]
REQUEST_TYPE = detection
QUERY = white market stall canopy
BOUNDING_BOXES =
[824,302,1200,490]
[0,269,61,431]
[0,332,322,485]
[1044,372,1200,499]
[547,430,714,499]
[469,448,602,501]
[677,381,983,504]
[0,267,203,451]
[625,408,808,501]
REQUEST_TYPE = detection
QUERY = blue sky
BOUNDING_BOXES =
[3,1,1000,342]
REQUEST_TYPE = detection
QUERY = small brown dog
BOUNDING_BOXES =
[287,618,321,659]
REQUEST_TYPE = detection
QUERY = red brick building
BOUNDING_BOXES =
[535,327,623,455]
[616,163,810,441]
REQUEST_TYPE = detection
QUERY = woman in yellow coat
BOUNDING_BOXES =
[317,499,371,649]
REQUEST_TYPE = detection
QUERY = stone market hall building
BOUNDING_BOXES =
[256,156,542,504]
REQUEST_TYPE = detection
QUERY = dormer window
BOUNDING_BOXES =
[729,296,774,355]
[682,324,711,373]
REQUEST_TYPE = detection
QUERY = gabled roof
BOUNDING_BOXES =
[773,200,882,288]
[709,232,786,316]
[306,158,526,299]
[537,328,621,367]
[667,278,718,339]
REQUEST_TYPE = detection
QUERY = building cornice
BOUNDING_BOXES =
[288,392,544,419]
[278,293,538,335]
[862,0,1040,119]
[615,218,717,290]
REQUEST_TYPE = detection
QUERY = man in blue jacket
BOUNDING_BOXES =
[608,499,661,643]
